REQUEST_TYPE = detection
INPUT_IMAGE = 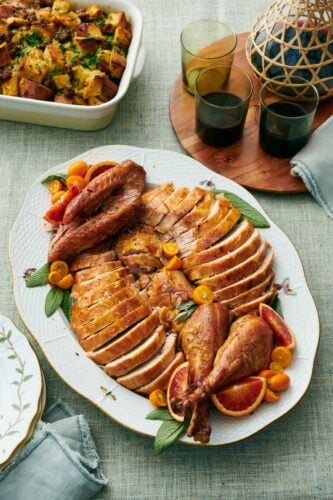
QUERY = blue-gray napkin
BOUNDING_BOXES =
[0,401,107,500]
[290,116,333,218]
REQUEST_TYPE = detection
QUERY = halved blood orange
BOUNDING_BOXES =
[167,361,189,422]
[259,303,296,349]
[211,377,267,417]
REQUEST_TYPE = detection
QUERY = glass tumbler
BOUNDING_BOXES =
[259,76,319,157]
[195,64,253,147]
[181,19,237,95]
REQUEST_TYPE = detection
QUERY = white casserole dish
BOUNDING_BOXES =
[0,0,145,130]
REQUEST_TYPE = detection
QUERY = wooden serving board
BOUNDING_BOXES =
[170,32,333,193]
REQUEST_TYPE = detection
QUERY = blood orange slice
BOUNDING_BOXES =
[211,376,267,417]
[167,361,189,422]
[260,303,296,349]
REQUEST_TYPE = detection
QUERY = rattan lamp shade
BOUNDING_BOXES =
[246,0,333,99]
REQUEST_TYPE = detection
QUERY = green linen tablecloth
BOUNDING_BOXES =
[0,1,332,498]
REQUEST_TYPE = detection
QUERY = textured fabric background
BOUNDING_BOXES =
[0,1,332,498]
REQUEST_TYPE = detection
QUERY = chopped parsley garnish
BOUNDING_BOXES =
[26,29,43,47]
[93,17,105,25]
[105,35,113,45]
[81,53,99,68]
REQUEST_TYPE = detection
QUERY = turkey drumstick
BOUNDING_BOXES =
[179,303,229,443]
[180,314,273,413]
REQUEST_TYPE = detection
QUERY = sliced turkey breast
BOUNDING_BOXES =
[137,351,185,395]
[182,219,254,270]
[71,267,129,298]
[156,187,205,234]
[70,250,116,272]
[116,334,177,390]
[88,311,160,365]
[71,286,136,330]
[186,229,261,281]
[232,286,277,317]
[169,192,215,238]
[140,183,175,226]
[74,261,123,284]
[222,273,274,309]
[214,249,274,301]
[198,240,268,291]
[80,303,152,352]
[75,276,134,309]
[104,325,166,377]
[75,295,147,340]
[179,205,241,256]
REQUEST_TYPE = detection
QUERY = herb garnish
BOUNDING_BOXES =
[25,263,50,288]
[210,189,270,228]
[26,29,43,47]
[270,295,284,318]
[41,173,68,184]
[45,287,64,317]
[146,408,189,453]
[174,300,197,322]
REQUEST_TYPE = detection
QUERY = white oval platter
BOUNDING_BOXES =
[0,314,43,466]
[9,145,319,446]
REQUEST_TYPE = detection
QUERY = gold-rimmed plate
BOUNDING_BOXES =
[9,145,320,446]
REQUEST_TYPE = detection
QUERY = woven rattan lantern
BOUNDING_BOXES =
[246,0,333,99]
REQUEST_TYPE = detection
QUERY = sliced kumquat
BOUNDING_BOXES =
[162,242,180,257]
[51,190,66,204]
[56,273,74,290]
[267,373,290,392]
[258,369,278,380]
[48,270,62,285]
[264,388,280,403]
[68,160,88,177]
[50,260,69,280]
[48,179,63,195]
[66,175,87,190]
[165,255,183,270]
[269,361,283,372]
[193,285,214,305]
[271,346,292,368]
[149,389,167,408]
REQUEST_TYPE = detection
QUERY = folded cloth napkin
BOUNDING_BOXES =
[290,116,333,218]
[0,401,107,500]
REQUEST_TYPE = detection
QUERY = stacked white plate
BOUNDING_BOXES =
[0,315,45,471]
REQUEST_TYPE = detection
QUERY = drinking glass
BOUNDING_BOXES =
[195,65,253,147]
[181,19,237,95]
[259,76,319,157]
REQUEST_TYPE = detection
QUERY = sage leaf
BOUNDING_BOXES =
[61,290,72,322]
[154,419,189,453]
[45,287,64,317]
[176,300,196,312]
[211,189,270,228]
[270,295,284,318]
[174,307,196,322]
[41,173,68,184]
[26,263,50,288]
[146,408,174,421]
